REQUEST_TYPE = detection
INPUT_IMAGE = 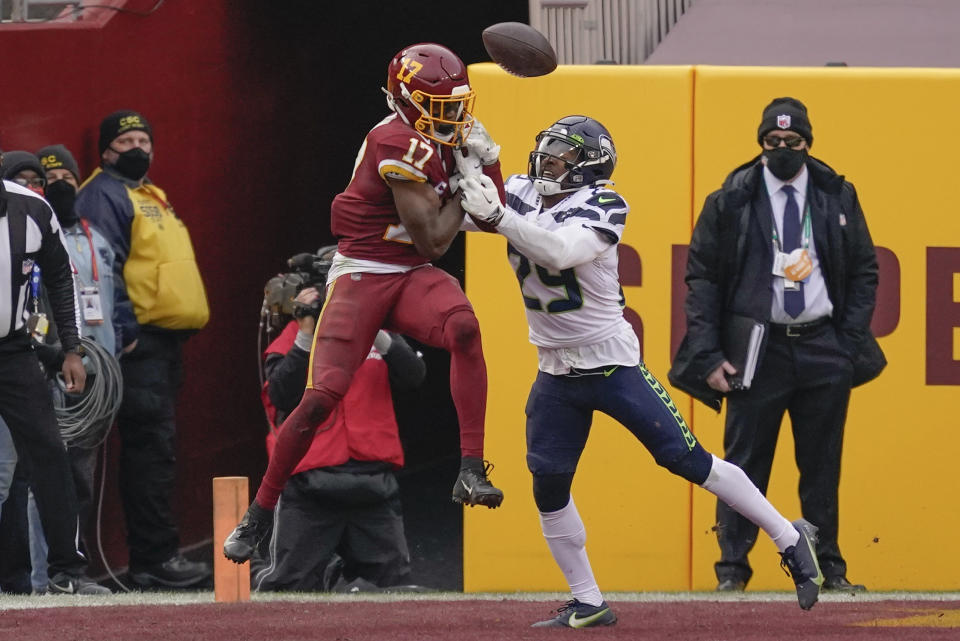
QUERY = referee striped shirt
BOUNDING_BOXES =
[0,179,80,351]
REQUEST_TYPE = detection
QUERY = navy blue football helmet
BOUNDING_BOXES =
[528,115,617,196]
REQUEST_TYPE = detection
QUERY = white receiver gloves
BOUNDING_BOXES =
[452,118,500,194]
[373,329,393,354]
[453,147,483,189]
[464,119,501,166]
[460,174,504,227]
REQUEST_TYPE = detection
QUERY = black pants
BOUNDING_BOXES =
[251,467,410,592]
[117,328,187,567]
[716,322,853,584]
[67,444,99,538]
[0,338,86,579]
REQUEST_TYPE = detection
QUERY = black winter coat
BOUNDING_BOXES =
[668,155,886,411]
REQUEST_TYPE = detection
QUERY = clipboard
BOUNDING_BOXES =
[720,314,767,391]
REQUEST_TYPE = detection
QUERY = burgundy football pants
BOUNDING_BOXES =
[255,266,487,509]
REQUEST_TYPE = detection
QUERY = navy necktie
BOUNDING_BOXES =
[781,185,805,318]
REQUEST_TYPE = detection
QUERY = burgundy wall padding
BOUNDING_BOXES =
[0,0,525,572]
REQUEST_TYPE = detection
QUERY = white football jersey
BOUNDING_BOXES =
[503,175,638,367]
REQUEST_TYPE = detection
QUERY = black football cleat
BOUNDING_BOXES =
[223,502,273,563]
[779,518,824,610]
[451,457,504,508]
[531,599,617,628]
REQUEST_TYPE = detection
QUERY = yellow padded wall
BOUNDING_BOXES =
[464,62,960,593]
[690,66,960,591]
[463,64,696,592]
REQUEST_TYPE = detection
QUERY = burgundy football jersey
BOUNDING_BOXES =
[331,114,456,266]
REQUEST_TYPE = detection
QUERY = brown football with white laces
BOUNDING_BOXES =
[482,22,557,77]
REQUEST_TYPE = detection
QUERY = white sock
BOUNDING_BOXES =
[539,496,604,606]
[701,455,800,552]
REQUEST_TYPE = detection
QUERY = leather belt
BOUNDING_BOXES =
[769,317,830,338]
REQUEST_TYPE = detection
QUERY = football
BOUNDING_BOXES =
[481,22,558,77]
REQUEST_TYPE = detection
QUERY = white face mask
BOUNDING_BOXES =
[532,177,564,196]
[530,136,578,196]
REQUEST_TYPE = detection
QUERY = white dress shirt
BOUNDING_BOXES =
[762,165,833,324]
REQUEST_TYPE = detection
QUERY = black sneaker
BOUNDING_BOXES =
[451,457,503,508]
[48,572,112,595]
[531,599,617,628]
[779,518,824,610]
[822,575,867,592]
[129,555,212,588]
[223,502,273,563]
[716,578,746,592]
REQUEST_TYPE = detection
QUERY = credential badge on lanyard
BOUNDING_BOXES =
[26,264,49,340]
[79,220,104,325]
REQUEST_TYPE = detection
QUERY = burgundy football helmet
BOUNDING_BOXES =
[384,43,475,147]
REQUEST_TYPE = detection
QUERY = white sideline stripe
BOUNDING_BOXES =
[2,591,959,610]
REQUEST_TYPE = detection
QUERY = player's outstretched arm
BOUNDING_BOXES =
[460,175,610,270]
[500,215,610,271]
[390,178,464,260]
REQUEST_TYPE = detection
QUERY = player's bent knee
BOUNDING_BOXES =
[702,455,751,489]
[298,388,338,428]
[662,443,713,485]
[441,308,481,352]
[532,473,574,513]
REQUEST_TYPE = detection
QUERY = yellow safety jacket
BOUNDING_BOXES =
[77,168,209,331]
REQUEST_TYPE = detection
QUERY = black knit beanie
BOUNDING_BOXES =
[98,110,152,155]
[0,150,46,181]
[37,144,81,182]
[757,97,813,146]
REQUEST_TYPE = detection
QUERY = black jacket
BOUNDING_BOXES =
[668,155,886,411]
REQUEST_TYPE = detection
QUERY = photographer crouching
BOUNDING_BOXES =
[251,246,427,592]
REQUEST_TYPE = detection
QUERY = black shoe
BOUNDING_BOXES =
[823,576,867,592]
[531,599,617,628]
[224,502,273,563]
[48,572,112,595]
[129,555,212,588]
[716,578,746,592]
[779,518,824,610]
[451,457,504,508]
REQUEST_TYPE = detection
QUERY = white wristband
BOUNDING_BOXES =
[294,330,313,352]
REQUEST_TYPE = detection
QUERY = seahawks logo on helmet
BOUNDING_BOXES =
[529,115,617,197]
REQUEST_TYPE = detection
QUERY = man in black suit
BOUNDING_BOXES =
[669,97,886,593]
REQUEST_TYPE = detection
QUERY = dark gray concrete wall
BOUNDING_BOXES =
[646,0,960,67]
